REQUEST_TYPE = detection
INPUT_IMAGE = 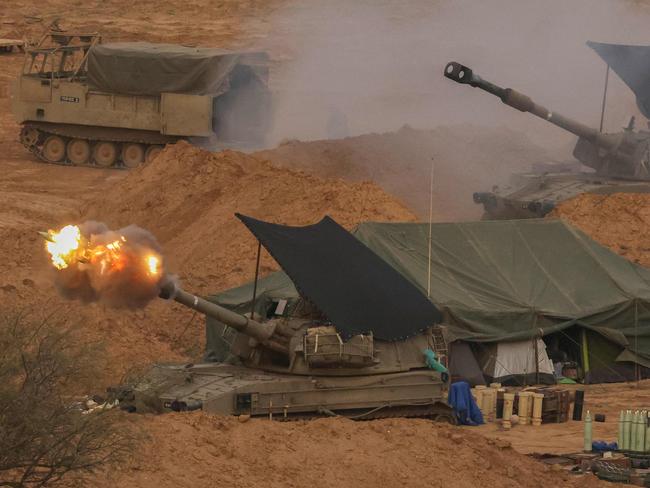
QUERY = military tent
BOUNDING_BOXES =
[474,338,555,386]
[448,341,485,386]
[206,218,650,383]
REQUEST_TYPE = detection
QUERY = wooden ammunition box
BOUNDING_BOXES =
[531,387,570,423]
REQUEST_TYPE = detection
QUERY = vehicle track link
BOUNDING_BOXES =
[265,403,456,424]
[20,123,177,169]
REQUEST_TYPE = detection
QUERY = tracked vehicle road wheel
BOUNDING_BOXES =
[20,127,40,147]
[93,142,118,167]
[67,139,91,165]
[145,145,163,164]
[431,413,456,424]
[122,143,144,168]
[42,136,66,162]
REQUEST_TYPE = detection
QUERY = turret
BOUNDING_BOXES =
[444,61,650,180]
[159,280,438,376]
[159,280,293,355]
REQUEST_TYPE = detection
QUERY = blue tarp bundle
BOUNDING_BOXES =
[447,381,484,426]
[592,441,618,452]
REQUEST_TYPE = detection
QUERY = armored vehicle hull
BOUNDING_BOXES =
[475,171,650,220]
[131,363,453,421]
[119,216,454,421]
[12,31,270,168]
[113,215,455,422]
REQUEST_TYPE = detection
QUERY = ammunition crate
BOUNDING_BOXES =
[531,387,570,423]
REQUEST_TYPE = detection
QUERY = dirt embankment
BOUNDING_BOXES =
[82,141,415,288]
[0,0,280,46]
[256,125,552,221]
[550,193,650,267]
[90,413,612,488]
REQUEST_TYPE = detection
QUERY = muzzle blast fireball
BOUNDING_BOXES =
[41,221,165,309]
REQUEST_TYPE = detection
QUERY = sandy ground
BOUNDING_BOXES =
[80,380,650,488]
[477,380,650,455]
[1,1,650,487]
[87,413,615,488]
[551,193,650,267]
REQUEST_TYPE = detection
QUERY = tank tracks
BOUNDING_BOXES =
[19,122,181,169]
[252,403,456,423]
[345,403,456,423]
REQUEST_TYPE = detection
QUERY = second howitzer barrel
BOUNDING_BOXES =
[443,61,617,151]
[159,280,291,353]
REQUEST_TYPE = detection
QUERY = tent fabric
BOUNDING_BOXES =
[476,339,554,386]
[87,42,268,96]
[234,214,442,341]
[448,341,486,386]
[206,219,650,362]
[352,219,650,360]
[587,41,650,119]
[585,334,650,383]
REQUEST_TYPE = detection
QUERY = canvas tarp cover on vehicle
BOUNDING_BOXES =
[87,42,268,96]
[207,219,650,362]
[588,41,650,119]
[233,214,443,341]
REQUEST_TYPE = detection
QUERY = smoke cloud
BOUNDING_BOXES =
[265,0,650,149]
[49,221,165,309]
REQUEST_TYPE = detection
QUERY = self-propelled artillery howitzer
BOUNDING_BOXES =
[444,61,650,219]
[123,279,453,421]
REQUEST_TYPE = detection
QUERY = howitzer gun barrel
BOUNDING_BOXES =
[444,62,616,150]
[159,280,289,353]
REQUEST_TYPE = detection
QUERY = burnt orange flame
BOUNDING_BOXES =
[44,225,162,280]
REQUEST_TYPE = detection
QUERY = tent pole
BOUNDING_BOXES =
[581,329,590,382]
[534,333,539,385]
[635,299,639,387]
[530,312,539,386]
[251,240,262,318]
[599,64,610,133]
[427,159,434,298]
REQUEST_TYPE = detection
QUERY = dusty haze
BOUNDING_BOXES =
[267,0,650,150]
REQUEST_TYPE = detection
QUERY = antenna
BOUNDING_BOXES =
[427,158,434,298]
[599,64,610,133]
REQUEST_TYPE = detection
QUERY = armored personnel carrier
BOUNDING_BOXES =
[444,46,650,220]
[123,215,453,421]
[11,31,270,168]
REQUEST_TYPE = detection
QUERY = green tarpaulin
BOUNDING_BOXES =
[87,42,268,96]
[207,219,650,363]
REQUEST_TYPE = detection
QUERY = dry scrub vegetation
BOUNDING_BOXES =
[0,310,133,487]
